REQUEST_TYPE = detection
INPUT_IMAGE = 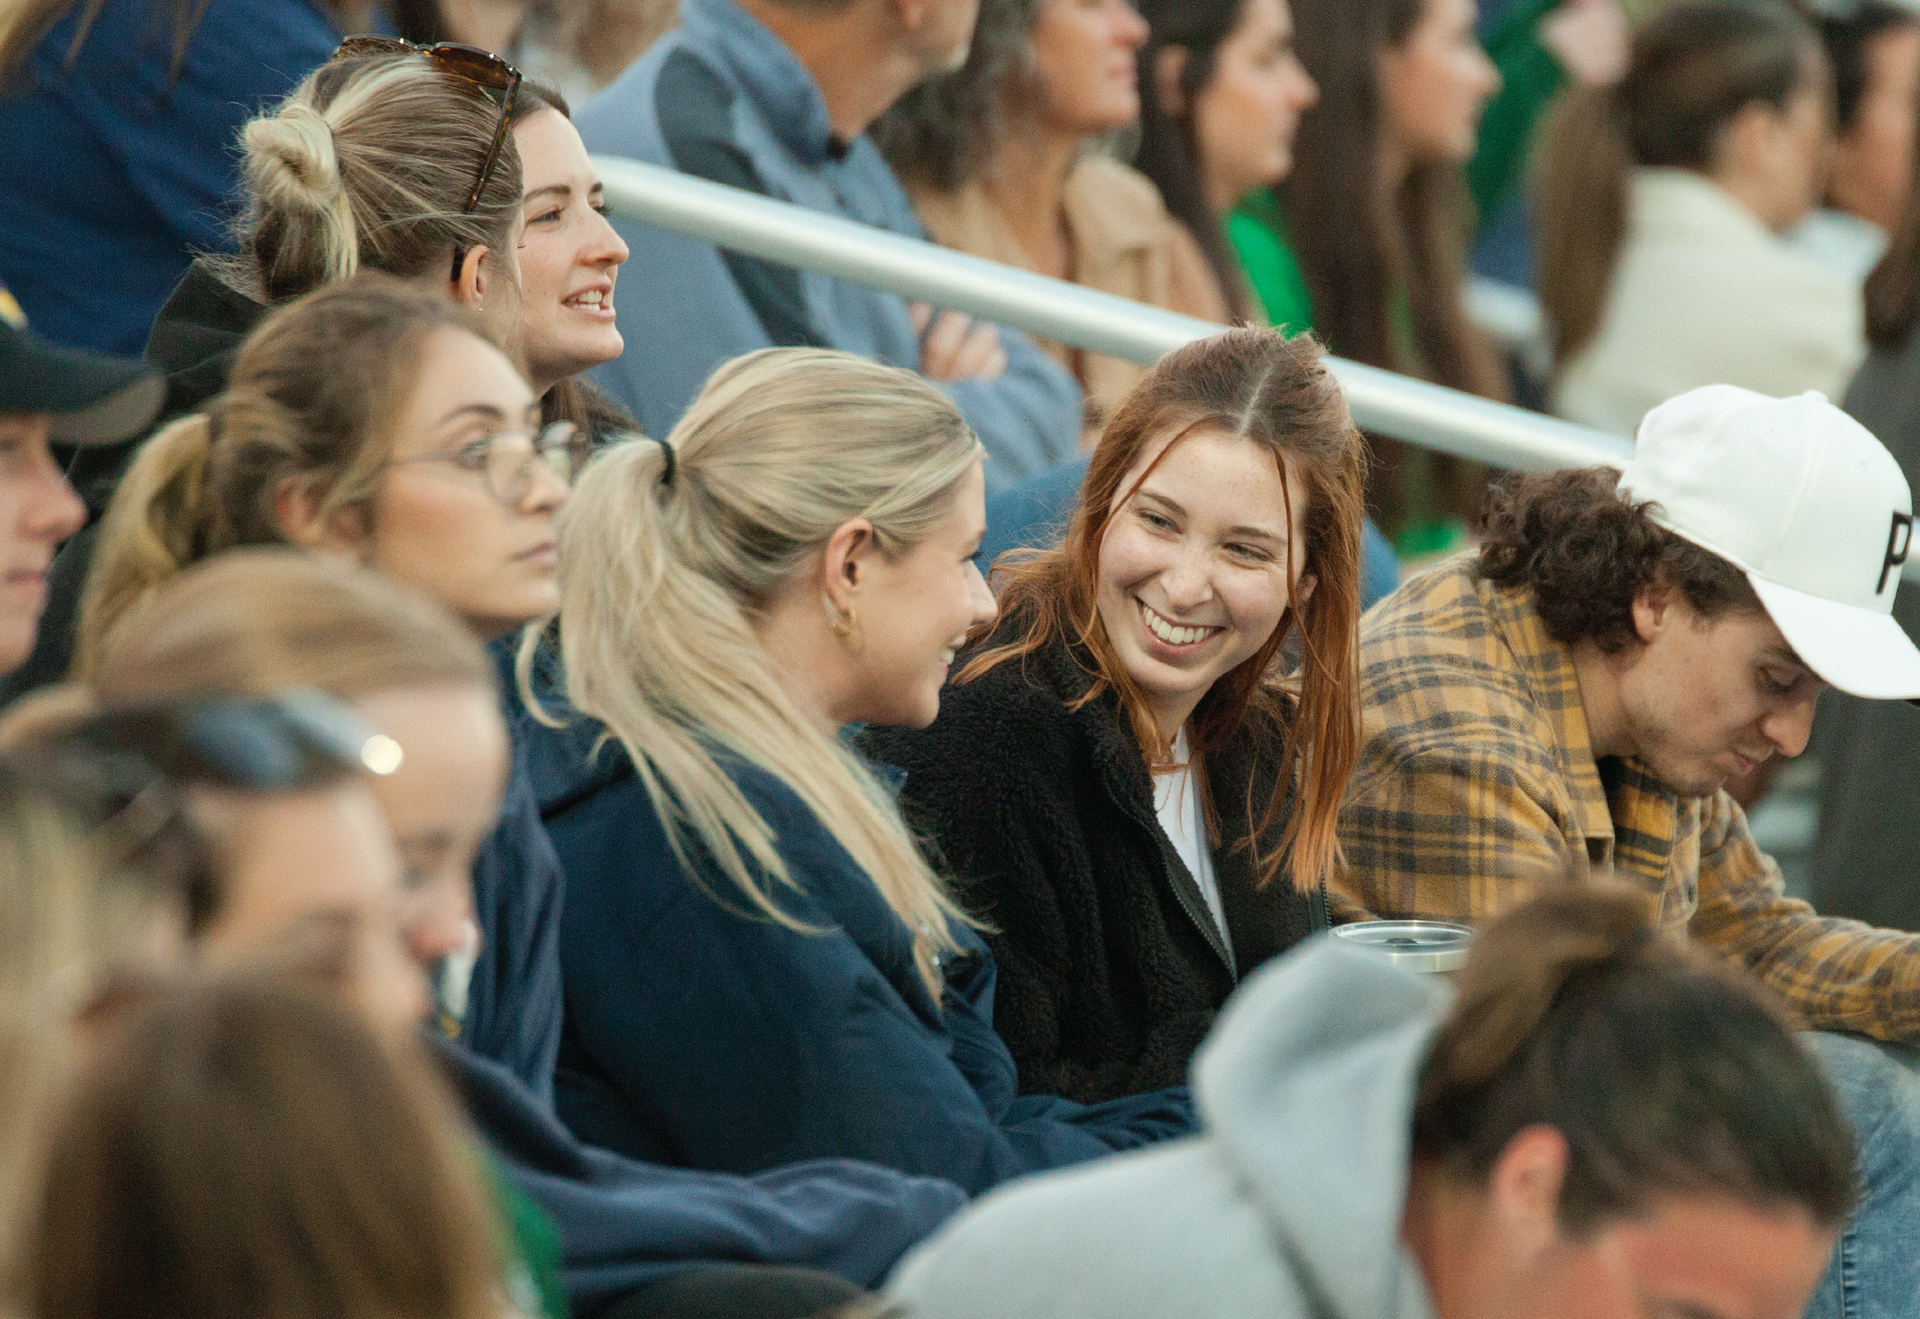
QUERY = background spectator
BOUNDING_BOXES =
[1134,0,1318,320]
[393,0,676,103]
[1466,0,1629,287]
[1232,0,1504,554]
[1812,143,1920,934]
[576,0,1087,492]
[887,887,1854,1319]
[1537,0,1858,436]
[0,0,346,358]
[1797,0,1920,283]
[878,0,1221,428]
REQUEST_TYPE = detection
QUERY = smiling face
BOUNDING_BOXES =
[0,412,86,673]
[512,108,629,396]
[366,327,567,637]
[352,684,508,975]
[1191,0,1320,205]
[1031,0,1152,137]
[1611,593,1824,797]
[1095,426,1312,742]
[841,461,998,729]
[1378,0,1500,165]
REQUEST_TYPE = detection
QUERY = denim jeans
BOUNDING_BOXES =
[1802,1032,1920,1319]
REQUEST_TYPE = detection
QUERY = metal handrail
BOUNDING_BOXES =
[594,156,1633,474]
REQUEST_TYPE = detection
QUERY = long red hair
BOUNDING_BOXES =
[960,329,1365,893]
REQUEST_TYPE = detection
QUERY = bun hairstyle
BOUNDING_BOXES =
[551,347,985,997]
[237,52,525,303]
[1413,886,1858,1233]
[78,277,497,677]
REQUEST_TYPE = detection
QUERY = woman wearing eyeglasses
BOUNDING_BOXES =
[78,276,575,1089]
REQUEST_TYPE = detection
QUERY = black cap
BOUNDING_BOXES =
[0,283,165,445]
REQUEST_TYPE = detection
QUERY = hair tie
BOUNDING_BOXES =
[656,436,677,488]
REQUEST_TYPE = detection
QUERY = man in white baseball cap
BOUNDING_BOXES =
[1334,383,1920,1319]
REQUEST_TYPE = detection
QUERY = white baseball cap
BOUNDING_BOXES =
[1618,386,1920,701]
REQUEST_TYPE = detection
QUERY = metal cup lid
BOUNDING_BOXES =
[1331,920,1476,973]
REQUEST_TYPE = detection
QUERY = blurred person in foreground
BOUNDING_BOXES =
[1337,385,1920,1319]
[1795,0,1920,284]
[574,0,1087,492]
[886,886,1855,1319]
[1538,0,1860,437]
[1813,104,1920,935]
[30,978,515,1319]
[876,0,1219,430]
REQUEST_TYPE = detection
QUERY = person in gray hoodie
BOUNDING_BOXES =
[887,887,1858,1319]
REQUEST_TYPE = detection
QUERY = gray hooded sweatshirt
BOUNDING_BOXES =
[885,937,1446,1319]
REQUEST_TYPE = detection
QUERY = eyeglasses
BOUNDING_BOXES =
[387,420,589,506]
[332,36,523,279]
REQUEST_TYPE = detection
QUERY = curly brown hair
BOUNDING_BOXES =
[1476,467,1760,654]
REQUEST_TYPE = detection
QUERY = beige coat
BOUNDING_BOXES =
[1553,168,1865,436]
[911,156,1231,428]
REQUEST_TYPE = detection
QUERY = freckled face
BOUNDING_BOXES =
[1094,428,1313,736]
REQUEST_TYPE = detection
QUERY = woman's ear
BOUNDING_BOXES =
[820,517,877,612]
[273,477,371,557]
[1294,572,1318,608]
[450,246,494,310]
[1154,45,1191,117]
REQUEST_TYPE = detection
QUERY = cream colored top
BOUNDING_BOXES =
[911,155,1232,428]
[1553,168,1865,437]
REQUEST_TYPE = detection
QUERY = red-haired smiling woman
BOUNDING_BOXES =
[861,327,1365,1105]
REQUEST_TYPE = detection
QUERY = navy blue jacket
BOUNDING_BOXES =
[433,1034,965,1317]
[462,754,567,1103]
[547,757,1196,1194]
[0,0,337,355]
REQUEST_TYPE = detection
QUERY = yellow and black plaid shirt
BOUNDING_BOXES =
[1336,554,1920,1042]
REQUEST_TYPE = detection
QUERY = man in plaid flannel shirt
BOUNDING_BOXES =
[1338,386,1920,1319]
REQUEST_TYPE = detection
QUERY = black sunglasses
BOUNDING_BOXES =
[332,36,523,280]
[63,691,402,794]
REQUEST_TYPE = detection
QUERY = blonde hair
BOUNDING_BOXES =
[87,549,492,706]
[77,278,496,680]
[239,52,523,302]
[551,348,984,996]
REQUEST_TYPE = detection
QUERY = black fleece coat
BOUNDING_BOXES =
[859,637,1327,1106]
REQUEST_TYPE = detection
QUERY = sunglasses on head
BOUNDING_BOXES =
[332,36,524,279]
[63,691,402,796]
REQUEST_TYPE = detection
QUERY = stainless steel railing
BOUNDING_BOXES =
[593,155,1633,474]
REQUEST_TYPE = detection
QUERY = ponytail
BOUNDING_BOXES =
[1412,886,1857,1232]
[1534,87,1631,367]
[77,415,231,679]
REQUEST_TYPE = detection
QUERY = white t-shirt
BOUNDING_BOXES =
[1152,728,1230,945]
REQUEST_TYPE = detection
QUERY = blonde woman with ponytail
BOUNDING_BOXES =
[543,347,1194,1194]
[1538,0,1859,436]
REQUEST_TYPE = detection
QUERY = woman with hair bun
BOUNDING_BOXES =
[889,885,1858,1319]
[545,346,1193,1193]
[861,328,1363,1105]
